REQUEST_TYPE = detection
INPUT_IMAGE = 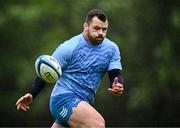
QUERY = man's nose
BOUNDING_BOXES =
[98,29,103,35]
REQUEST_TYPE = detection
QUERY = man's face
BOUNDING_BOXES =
[85,17,108,44]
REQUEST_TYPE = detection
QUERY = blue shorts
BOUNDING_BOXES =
[50,93,82,127]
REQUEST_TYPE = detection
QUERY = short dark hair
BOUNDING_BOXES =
[85,9,107,23]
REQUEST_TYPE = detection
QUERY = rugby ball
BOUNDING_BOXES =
[35,55,62,84]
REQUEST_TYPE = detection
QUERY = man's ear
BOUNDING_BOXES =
[83,23,88,30]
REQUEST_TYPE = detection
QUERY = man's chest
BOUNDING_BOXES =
[70,46,112,72]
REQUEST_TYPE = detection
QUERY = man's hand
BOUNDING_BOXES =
[108,77,124,96]
[16,93,33,111]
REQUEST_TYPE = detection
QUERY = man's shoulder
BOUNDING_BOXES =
[60,34,82,49]
[103,38,119,48]
[66,33,82,43]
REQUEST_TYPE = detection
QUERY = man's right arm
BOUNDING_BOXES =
[29,76,47,99]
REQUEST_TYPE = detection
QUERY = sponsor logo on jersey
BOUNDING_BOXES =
[59,106,68,118]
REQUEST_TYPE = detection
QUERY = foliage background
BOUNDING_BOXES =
[0,0,180,127]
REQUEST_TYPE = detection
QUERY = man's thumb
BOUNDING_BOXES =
[114,77,119,84]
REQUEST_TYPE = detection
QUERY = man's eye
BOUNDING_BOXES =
[94,27,99,30]
[102,28,107,31]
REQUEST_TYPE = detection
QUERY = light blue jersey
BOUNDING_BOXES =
[51,33,122,104]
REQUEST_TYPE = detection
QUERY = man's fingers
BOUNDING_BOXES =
[108,87,123,96]
[16,97,28,110]
[16,94,32,106]
[112,77,124,89]
[25,106,30,110]
[16,94,32,112]
[17,104,30,111]
[17,104,21,110]
[16,99,21,106]
[108,88,123,96]
[113,83,123,88]
[114,77,118,84]
[20,105,27,111]
[108,88,114,92]
[20,104,30,111]
[111,86,124,92]
[108,88,121,93]
[16,96,25,106]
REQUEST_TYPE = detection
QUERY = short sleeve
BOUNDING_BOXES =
[108,44,122,71]
[52,41,73,69]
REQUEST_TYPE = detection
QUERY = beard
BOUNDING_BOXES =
[87,32,104,45]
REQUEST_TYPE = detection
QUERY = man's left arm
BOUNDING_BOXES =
[108,69,124,96]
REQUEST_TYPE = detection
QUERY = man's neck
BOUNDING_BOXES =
[82,32,94,46]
